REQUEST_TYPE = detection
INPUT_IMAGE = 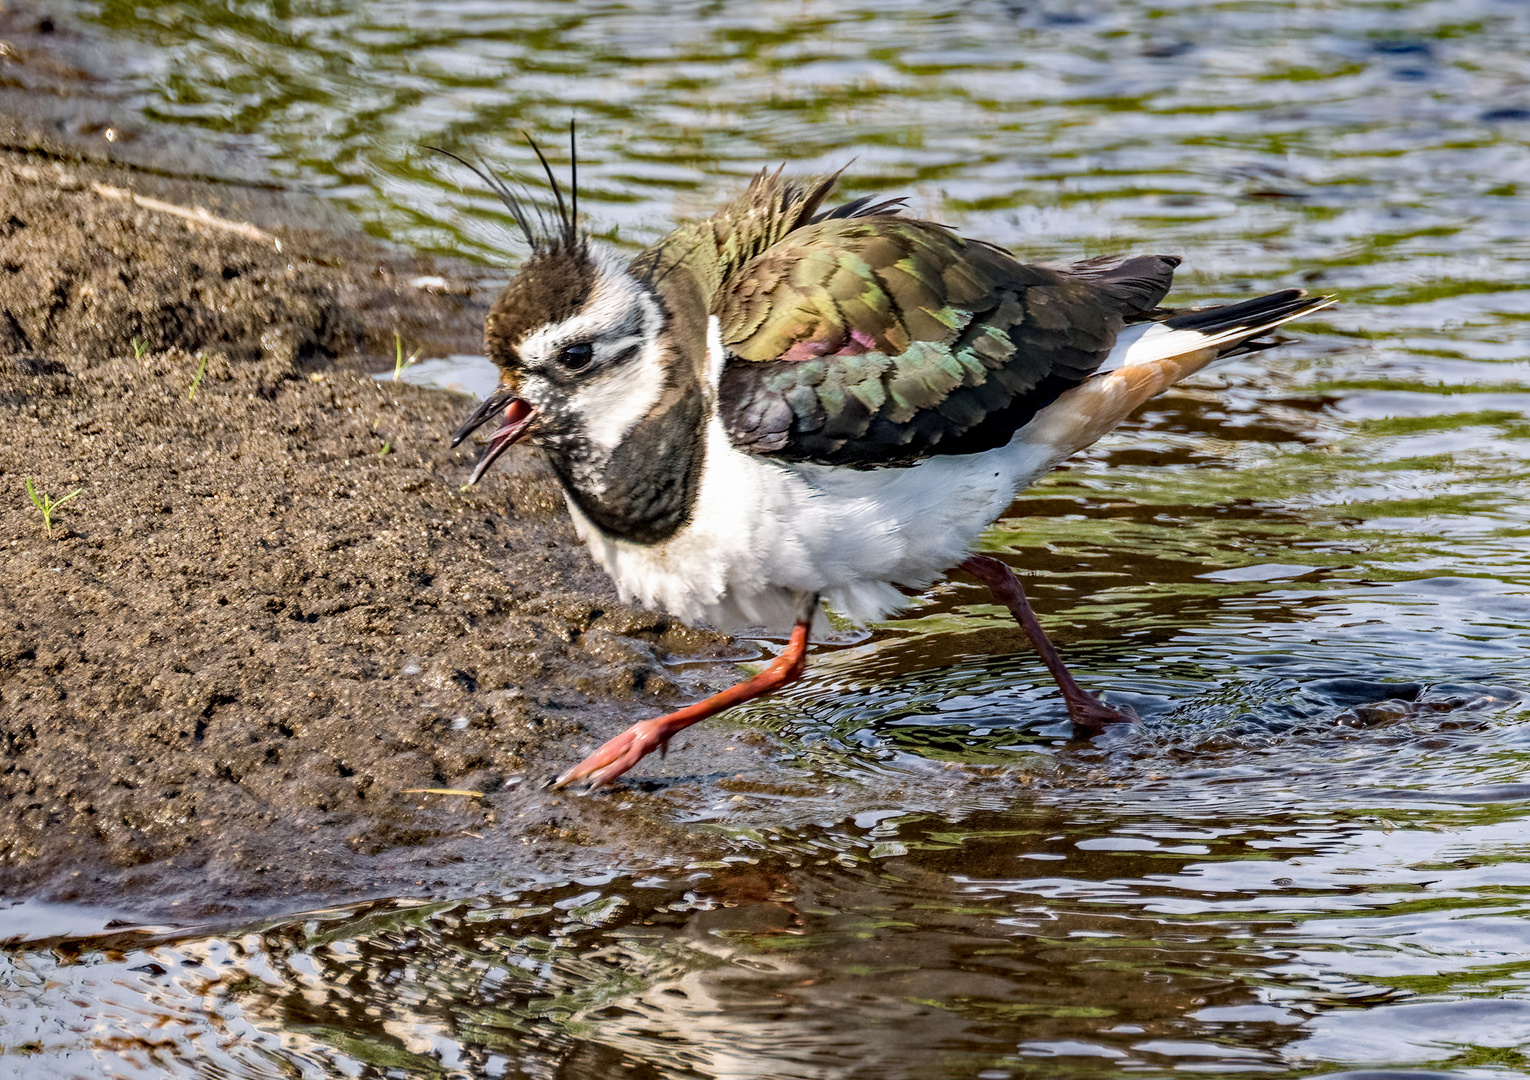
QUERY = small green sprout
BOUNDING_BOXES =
[26,477,81,539]
[379,440,392,456]
[187,352,208,399]
[132,338,148,360]
[392,332,423,380]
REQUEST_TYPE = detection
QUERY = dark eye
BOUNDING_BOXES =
[558,341,594,370]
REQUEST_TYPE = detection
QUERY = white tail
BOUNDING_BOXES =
[1020,290,1336,465]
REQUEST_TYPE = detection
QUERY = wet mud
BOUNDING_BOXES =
[0,6,763,919]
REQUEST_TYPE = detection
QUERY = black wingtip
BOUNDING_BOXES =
[1071,253,1182,315]
[1163,289,1329,334]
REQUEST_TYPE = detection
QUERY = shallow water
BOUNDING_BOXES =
[8,0,1530,1076]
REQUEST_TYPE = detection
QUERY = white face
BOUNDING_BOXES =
[508,247,674,495]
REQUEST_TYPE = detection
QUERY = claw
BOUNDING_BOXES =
[1064,697,1138,734]
[551,717,668,790]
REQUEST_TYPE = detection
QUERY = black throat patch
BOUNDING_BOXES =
[554,376,708,546]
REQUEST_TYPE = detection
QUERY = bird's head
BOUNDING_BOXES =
[451,239,678,485]
[443,140,711,544]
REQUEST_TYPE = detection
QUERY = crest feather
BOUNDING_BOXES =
[428,124,584,254]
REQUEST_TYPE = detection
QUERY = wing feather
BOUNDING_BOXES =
[714,199,1179,466]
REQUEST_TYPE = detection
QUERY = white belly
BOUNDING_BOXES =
[566,415,1056,631]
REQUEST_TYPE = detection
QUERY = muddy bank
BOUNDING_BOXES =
[0,11,775,919]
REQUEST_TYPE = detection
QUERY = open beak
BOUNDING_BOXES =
[452,388,537,485]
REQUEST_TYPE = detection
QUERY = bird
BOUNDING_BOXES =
[446,144,1334,790]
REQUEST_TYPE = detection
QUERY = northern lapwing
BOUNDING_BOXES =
[447,149,1334,789]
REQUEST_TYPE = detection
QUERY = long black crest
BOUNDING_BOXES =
[568,119,578,243]
[426,124,582,252]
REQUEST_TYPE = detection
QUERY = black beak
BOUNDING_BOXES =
[453,388,537,484]
[452,387,515,447]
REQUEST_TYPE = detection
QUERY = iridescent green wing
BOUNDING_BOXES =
[715,214,1178,466]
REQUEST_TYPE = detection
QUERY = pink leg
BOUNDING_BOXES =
[960,555,1137,733]
[553,601,816,790]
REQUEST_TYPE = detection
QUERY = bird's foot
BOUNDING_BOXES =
[549,603,819,792]
[1063,692,1139,735]
[550,716,677,791]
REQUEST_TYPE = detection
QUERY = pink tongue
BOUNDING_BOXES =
[468,398,536,484]
[489,398,535,447]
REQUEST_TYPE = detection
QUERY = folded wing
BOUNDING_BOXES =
[715,214,1179,467]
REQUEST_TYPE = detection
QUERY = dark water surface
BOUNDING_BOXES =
[6,0,1530,1076]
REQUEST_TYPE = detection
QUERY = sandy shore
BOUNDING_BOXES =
[0,4,777,919]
